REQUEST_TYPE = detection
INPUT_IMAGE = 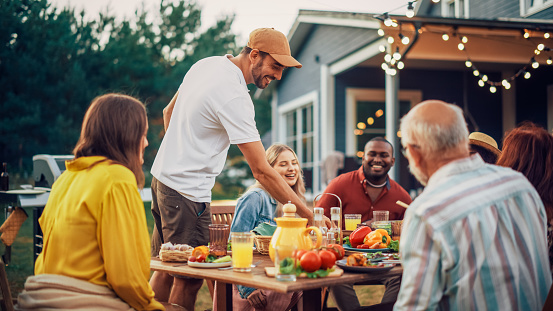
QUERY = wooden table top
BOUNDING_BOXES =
[151,252,403,294]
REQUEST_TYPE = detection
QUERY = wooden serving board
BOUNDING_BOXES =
[264,266,344,278]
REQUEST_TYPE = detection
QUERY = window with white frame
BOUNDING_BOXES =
[521,0,553,16]
[284,104,314,192]
[445,0,468,18]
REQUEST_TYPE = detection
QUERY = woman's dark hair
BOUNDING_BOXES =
[497,122,553,221]
[73,94,147,187]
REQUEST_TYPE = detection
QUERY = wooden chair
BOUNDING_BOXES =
[211,205,235,226]
[0,257,16,311]
[207,205,235,300]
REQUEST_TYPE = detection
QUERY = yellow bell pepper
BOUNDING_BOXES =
[374,229,391,246]
[363,231,383,248]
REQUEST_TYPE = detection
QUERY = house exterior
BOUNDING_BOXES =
[261,1,553,199]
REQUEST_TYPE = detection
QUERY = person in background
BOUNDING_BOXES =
[149,28,328,309]
[316,137,411,311]
[468,131,501,164]
[17,94,163,310]
[220,144,303,311]
[496,122,553,277]
[395,100,551,310]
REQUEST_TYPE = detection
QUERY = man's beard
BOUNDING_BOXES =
[409,164,428,186]
[252,61,268,89]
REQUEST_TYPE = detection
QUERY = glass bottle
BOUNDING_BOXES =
[328,207,342,245]
[312,207,328,246]
[1,163,8,191]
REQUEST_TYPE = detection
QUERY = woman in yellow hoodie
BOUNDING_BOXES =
[17,94,164,310]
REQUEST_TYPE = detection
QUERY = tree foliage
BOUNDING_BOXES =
[0,0,264,183]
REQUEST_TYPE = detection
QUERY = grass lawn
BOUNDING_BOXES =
[2,203,384,310]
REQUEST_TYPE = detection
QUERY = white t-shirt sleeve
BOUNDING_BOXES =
[217,95,260,144]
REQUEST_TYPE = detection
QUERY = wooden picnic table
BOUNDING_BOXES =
[150,252,403,311]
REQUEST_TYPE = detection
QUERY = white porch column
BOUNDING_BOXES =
[385,73,400,181]
[502,71,516,136]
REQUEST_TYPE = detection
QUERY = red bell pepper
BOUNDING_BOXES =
[349,226,372,248]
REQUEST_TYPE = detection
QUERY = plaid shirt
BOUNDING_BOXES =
[395,155,552,311]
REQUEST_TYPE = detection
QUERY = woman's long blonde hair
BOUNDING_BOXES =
[246,144,306,213]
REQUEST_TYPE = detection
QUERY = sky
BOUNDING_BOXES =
[50,0,409,45]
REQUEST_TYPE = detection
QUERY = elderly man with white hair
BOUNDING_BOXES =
[394,100,551,311]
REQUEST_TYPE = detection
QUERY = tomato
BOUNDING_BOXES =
[318,249,336,270]
[188,255,197,262]
[197,254,206,263]
[326,244,345,260]
[300,251,321,272]
[293,249,308,261]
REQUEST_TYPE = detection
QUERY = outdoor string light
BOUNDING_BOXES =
[406,2,415,18]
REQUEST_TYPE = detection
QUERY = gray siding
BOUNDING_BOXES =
[529,6,553,19]
[470,0,520,18]
[277,25,380,105]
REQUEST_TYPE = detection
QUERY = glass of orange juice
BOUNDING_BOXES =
[344,214,362,230]
[231,232,254,272]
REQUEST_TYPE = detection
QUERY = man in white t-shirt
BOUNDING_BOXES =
[149,28,323,309]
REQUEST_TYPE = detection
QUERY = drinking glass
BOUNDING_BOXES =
[391,220,403,241]
[274,245,297,281]
[373,210,389,222]
[344,214,362,230]
[231,232,254,272]
[209,224,229,256]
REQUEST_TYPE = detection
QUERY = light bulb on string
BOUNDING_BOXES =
[538,44,545,51]
[442,33,449,41]
[388,36,395,44]
[482,75,488,82]
[473,69,479,76]
[523,30,530,39]
[378,28,385,36]
[393,47,402,60]
[465,60,472,67]
[379,45,386,52]
[490,86,497,93]
[547,57,553,65]
[478,80,485,87]
[535,49,541,55]
[524,71,531,79]
[399,34,410,45]
[406,2,415,18]
[532,57,539,69]
[458,43,465,50]
[381,62,389,71]
[432,0,440,3]
[397,61,405,70]
[502,79,511,90]
[384,54,392,62]
[545,32,551,39]
[390,58,397,65]
[461,36,468,43]
[383,13,393,27]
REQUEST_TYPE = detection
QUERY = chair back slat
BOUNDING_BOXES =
[0,257,15,311]
[210,205,235,226]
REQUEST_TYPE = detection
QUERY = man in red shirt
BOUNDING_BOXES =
[317,137,412,227]
[316,137,412,311]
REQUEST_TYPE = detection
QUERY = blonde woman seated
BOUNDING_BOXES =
[16,94,163,310]
[216,144,304,311]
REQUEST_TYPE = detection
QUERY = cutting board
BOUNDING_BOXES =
[265,266,344,278]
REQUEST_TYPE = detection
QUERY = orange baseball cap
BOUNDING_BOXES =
[247,28,302,68]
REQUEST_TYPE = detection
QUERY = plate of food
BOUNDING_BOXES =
[188,261,232,269]
[343,245,390,253]
[336,258,395,273]
[366,252,400,262]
